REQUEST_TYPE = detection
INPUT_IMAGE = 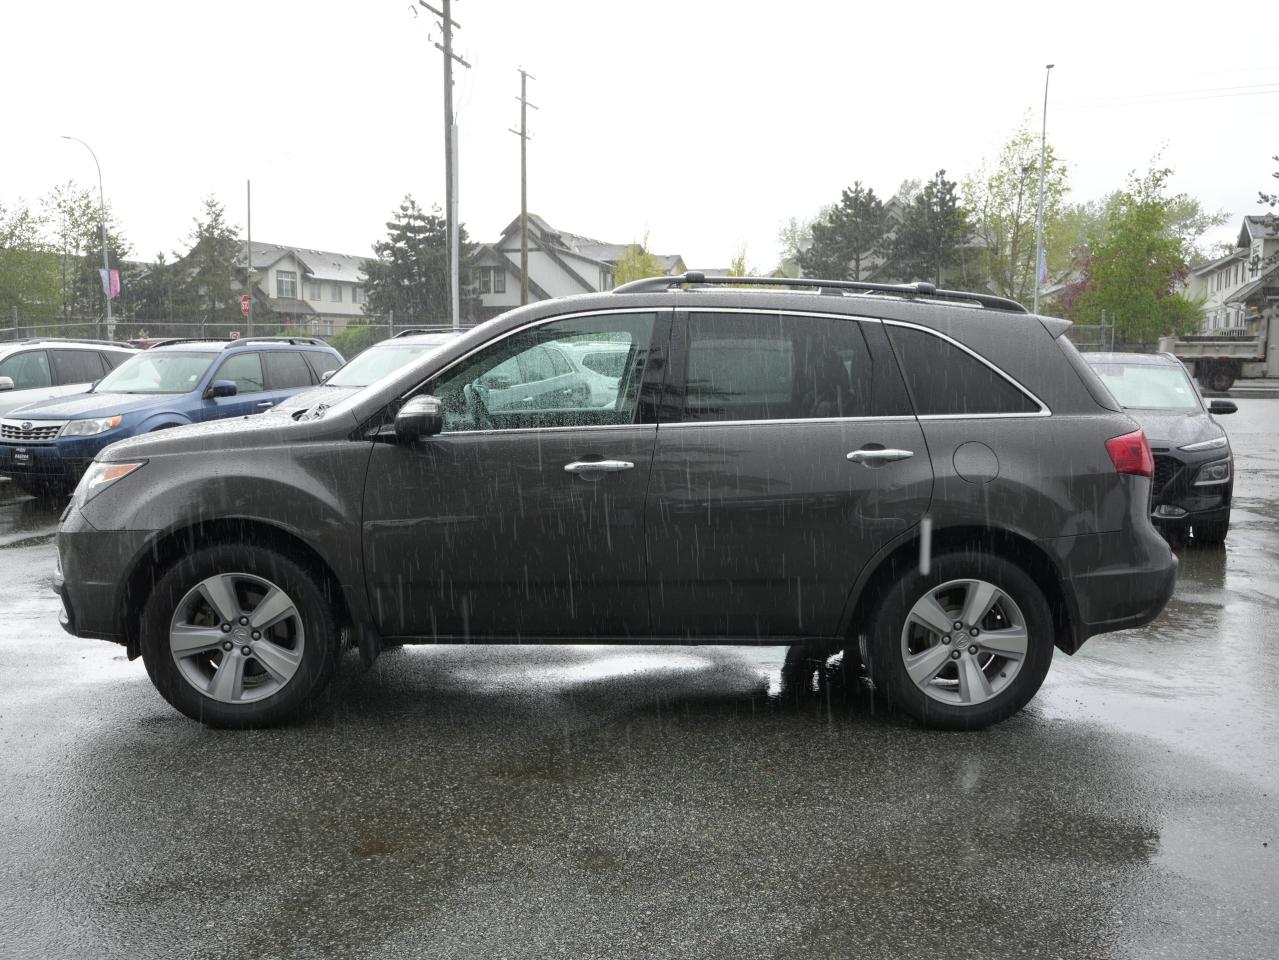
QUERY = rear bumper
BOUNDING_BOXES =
[1044,525,1178,651]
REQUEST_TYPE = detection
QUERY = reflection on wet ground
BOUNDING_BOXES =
[1,399,1277,959]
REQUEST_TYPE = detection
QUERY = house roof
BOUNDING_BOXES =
[250,241,368,283]
[1191,249,1246,277]
[1241,215,1279,244]
[495,214,682,273]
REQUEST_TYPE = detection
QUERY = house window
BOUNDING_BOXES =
[478,269,491,294]
[330,284,343,303]
[276,270,297,299]
[492,268,505,294]
[476,267,506,296]
[307,281,322,300]
[599,267,613,290]
[353,286,365,304]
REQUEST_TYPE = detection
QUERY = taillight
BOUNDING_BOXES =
[1106,429,1154,479]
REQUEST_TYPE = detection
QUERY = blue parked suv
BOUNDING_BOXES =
[0,336,343,496]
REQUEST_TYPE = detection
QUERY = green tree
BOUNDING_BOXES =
[965,123,1069,303]
[1251,153,1279,275]
[1065,166,1202,342]
[886,170,971,285]
[42,181,130,327]
[799,182,888,281]
[727,245,750,277]
[612,230,664,285]
[363,196,477,323]
[175,196,243,337]
[0,199,59,327]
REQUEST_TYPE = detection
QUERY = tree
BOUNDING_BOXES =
[727,244,750,277]
[363,196,477,323]
[0,199,59,326]
[886,170,971,285]
[612,230,664,285]
[175,196,243,337]
[776,216,814,262]
[42,182,130,326]
[1251,153,1279,276]
[1065,166,1202,342]
[799,182,888,281]
[964,123,1069,303]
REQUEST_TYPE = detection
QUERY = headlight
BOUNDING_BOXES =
[75,460,147,505]
[61,416,123,437]
[1193,458,1232,486]
[1179,435,1228,453]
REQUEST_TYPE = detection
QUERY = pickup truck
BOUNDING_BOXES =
[1159,314,1279,391]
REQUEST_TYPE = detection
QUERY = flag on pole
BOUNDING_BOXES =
[1038,248,1049,286]
[99,269,121,299]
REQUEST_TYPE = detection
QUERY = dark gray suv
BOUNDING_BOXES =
[54,274,1177,730]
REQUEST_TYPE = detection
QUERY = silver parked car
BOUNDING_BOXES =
[0,338,137,418]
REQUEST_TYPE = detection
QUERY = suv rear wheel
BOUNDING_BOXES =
[139,544,341,728]
[867,553,1053,730]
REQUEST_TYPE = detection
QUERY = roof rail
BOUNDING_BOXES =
[612,272,1028,313]
[392,328,453,338]
[21,337,136,348]
[224,335,326,349]
[144,337,224,349]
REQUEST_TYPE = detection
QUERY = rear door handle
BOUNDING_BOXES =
[564,459,635,474]
[847,448,914,463]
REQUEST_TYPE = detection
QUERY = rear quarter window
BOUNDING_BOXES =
[303,351,341,380]
[886,325,1041,416]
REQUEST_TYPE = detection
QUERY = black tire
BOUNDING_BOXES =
[139,543,342,728]
[1192,518,1229,547]
[865,552,1054,731]
[1199,364,1235,393]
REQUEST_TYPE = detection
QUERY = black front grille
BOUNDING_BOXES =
[1152,454,1180,496]
[0,422,62,443]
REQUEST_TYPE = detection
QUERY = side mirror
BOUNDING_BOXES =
[205,379,238,399]
[395,395,444,443]
[319,370,334,383]
[0,377,13,392]
[1209,399,1237,415]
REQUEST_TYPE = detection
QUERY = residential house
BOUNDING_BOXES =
[248,241,369,335]
[1184,216,1279,334]
[472,215,685,319]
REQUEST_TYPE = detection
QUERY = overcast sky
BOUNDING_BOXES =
[4,0,1276,271]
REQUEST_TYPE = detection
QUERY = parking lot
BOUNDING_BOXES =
[0,401,1275,960]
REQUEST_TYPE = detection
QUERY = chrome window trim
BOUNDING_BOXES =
[424,422,657,439]
[662,415,918,429]
[880,318,1052,418]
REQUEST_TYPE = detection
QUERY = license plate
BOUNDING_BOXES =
[13,447,30,465]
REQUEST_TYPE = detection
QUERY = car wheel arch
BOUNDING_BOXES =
[839,524,1082,658]
[118,517,373,661]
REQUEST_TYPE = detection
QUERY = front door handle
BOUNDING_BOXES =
[257,401,274,408]
[847,448,914,463]
[564,459,635,474]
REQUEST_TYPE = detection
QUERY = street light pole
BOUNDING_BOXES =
[61,135,113,340]
[1031,64,1054,316]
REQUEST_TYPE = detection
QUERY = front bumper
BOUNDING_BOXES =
[0,436,112,489]
[1149,451,1232,529]
[56,501,150,649]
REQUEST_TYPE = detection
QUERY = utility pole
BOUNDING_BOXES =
[1032,63,1054,316]
[246,179,253,337]
[419,0,471,330]
[509,68,537,305]
[61,136,112,340]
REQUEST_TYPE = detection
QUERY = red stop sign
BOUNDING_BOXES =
[240,295,251,317]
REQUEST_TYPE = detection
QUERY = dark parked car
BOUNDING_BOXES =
[1,336,343,496]
[1085,352,1235,545]
[55,275,1177,730]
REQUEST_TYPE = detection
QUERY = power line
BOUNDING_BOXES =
[1056,80,1279,107]
[1056,88,1279,110]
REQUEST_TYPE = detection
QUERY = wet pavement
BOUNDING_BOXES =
[1,403,1277,960]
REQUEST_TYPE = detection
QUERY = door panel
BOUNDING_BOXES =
[363,426,655,639]
[645,310,932,639]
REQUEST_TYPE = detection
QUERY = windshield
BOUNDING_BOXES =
[95,351,215,395]
[326,342,447,388]
[1089,362,1202,411]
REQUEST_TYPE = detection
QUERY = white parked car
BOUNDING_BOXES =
[0,338,137,418]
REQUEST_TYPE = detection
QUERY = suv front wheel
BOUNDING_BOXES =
[139,544,341,728]
[868,553,1054,730]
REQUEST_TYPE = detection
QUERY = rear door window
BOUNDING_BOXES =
[51,349,106,385]
[886,324,1041,416]
[677,312,878,422]
[303,351,341,381]
[265,351,315,389]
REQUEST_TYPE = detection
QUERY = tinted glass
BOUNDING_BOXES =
[328,343,444,388]
[303,351,342,381]
[886,325,1039,416]
[214,352,266,394]
[100,350,133,370]
[1089,362,1201,412]
[264,350,314,389]
[96,351,214,394]
[0,350,52,390]
[679,312,875,422]
[51,349,105,385]
[428,313,656,432]
[546,345,573,377]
